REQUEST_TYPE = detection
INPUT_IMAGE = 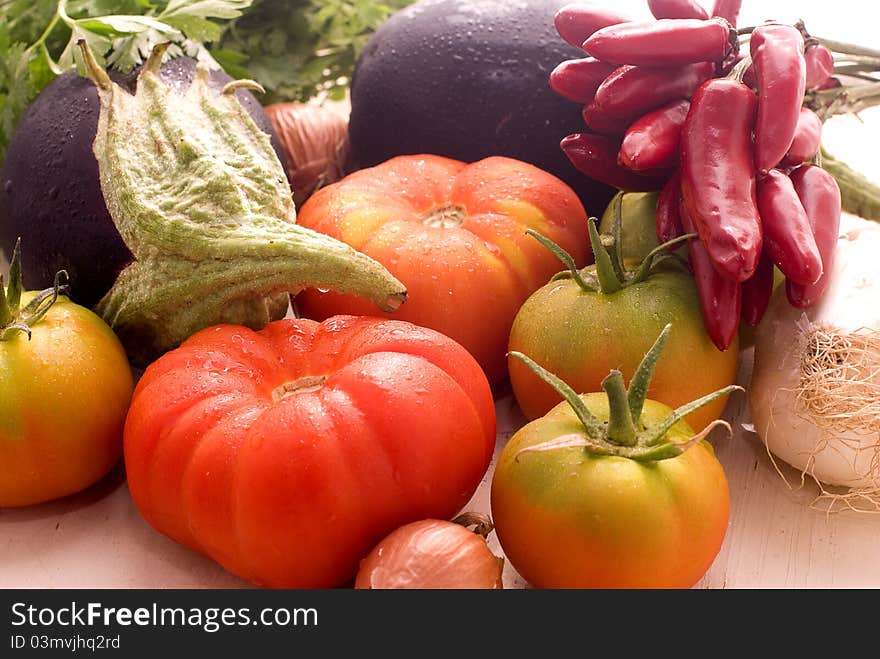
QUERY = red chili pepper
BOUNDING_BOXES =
[750,22,807,174]
[786,165,842,308]
[740,251,774,327]
[781,107,823,167]
[680,77,762,282]
[680,197,742,351]
[583,18,735,68]
[656,170,684,244]
[710,0,741,28]
[549,57,618,104]
[561,133,668,192]
[756,169,823,286]
[648,0,708,20]
[804,44,834,90]
[583,62,713,134]
[619,99,689,172]
[554,2,632,50]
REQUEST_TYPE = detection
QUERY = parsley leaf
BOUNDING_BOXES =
[0,0,416,165]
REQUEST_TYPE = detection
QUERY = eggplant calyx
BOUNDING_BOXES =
[0,239,69,341]
[76,40,406,366]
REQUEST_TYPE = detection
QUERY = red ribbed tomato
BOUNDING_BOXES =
[294,155,591,384]
[123,315,496,588]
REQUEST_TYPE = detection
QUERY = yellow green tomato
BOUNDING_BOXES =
[0,248,134,507]
[490,395,730,589]
[508,222,739,433]
[598,191,662,264]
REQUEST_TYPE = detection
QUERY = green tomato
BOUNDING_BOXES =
[598,191,661,263]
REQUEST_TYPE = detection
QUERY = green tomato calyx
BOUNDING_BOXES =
[0,239,68,341]
[509,324,743,462]
[527,193,694,295]
[76,40,406,366]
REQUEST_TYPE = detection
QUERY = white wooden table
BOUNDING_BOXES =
[2,0,880,589]
[3,351,879,590]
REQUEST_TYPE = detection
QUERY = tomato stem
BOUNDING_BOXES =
[511,325,747,461]
[626,233,696,285]
[608,197,627,283]
[601,371,638,446]
[529,219,695,298]
[525,229,597,293]
[5,239,22,311]
[0,238,69,341]
[627,323,671,425]
[644,385,744,446]
[589,219,623,294]
[0,278,10,328]
[508,351,605,439]
[271,375,327,402]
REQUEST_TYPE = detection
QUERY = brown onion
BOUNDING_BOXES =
[354,513,505,589]
[263,101,350,207]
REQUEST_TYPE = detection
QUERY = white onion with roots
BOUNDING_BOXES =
[749,214,880,512]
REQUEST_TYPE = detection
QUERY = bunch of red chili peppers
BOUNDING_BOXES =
[551,0,843,351]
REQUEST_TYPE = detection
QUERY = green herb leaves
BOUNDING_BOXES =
[0,0,417,166]
[0,0,253,163]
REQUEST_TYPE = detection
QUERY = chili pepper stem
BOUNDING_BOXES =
[739,24,880,60]
[727,55,752,82]
[820,148,880,222]
[817,36,880,60]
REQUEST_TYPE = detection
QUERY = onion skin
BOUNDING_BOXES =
[750,214,880,491]
[263,102,350,207]
[354,518,504,589]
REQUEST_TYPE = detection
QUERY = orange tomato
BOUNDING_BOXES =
[491,395,730,589]
[0,291,133,507]
[294,154,591,384]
